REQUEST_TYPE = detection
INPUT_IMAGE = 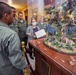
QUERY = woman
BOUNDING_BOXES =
[26,17,40,59]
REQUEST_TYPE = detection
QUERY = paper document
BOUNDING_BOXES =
[35,29,46,38]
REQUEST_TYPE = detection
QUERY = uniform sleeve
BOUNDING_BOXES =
[8,32,27,69]
[26,26,31,34]
[24,20,28,27]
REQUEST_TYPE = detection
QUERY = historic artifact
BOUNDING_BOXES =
[44,0,76,55]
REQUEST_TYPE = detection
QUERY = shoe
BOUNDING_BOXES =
[26,48,32,53]
[30,55,34,59]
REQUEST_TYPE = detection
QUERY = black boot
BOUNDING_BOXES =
[30,55,34,59]
[29,52,34,59]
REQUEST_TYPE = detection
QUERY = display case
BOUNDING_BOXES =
[44,0,76,55]
[29,0,76,75]
[29,38,76,75]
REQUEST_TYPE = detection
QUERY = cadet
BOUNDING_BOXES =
[9,7,18,33]
[0,2,29,75]
[17,12,28,46]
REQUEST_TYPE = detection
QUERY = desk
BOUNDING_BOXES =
[29,38,76,75]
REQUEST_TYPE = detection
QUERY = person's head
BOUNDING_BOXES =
[31,17,36,23]
[18,12,23,20]
[39,16,44,23]
[31,17,37,26]
[11,6,16,18]
[0,2,13,25]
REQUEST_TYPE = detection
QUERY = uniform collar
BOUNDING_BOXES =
[18,19,24,23]
[0,22,9,28]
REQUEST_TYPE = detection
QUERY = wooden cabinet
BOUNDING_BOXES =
[29,38,76,75]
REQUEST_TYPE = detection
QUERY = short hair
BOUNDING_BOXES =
[0,2,12,19]
[11,6,16,10]
[18,12,23,16]
[31,17,36,23]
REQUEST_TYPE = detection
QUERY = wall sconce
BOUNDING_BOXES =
[8,0,12,4]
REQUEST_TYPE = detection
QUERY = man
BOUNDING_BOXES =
[0,2,29,75]
[9,6,18,33]
[17,12,28,46]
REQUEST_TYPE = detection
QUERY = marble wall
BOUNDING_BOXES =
[27,0,44,24]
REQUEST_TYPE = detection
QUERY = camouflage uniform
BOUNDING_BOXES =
[9,18,19,34]
[0,22,27,75]
[17,19,28,46]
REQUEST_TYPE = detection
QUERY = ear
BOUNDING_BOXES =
[4,13,9,20]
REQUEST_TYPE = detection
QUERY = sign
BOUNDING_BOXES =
[35,29,46,38]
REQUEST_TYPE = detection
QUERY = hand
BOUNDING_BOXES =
[28,33,32,36]
[25,64,31,69]
[33,35,36,38]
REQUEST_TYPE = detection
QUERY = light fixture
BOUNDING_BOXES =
[33,12,37,16]
[8,0,12,4]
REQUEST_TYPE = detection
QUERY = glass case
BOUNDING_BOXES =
[44,0,76,55]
